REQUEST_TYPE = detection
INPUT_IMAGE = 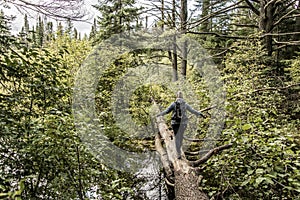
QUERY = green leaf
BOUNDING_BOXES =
[264,177,274,184]
[241,178,250,186]
[242,124,252,131]
[255,177,265,186]
[256,168,265,174]
[0,193,9,198]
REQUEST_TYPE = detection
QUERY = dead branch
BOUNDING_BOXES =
[189,144,233,167]
[263,32,300,37]
[164,178,175,187]
[275,43,300,50]
[273,8,299,27]
[273,39,300,46]
[251,83,300,93]
[185,150,210,156]
[188,0,244,30]
[245,0,260,15]
[184,137,225,142]
[200,105,218,112]
[264,0,277,10]
[7,0,89,21]
[187,31,249,40]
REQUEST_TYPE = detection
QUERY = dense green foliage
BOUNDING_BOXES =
[0,14,96,199]
[1,0,299,199]
[200,39,300,199]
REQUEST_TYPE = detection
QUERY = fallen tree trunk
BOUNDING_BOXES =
[155,116,232,199]
[174,165,208,200]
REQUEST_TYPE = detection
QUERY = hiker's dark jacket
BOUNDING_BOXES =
[157,98,205,124]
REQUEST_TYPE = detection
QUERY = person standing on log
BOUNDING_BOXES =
[157,91,206,159]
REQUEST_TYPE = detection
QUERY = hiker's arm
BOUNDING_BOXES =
[186,104,206,118]
[157,103,175,116]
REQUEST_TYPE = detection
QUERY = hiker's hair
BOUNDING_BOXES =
[176,91,183,98]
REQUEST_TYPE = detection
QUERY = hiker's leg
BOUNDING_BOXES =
[172,124,180,155]
[175,124,187,158]
[172,124,179,135]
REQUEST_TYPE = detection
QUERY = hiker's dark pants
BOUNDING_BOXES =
[171,123,187,156]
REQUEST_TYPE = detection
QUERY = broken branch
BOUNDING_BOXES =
[189,144,233,167]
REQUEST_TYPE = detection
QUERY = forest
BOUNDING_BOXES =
[0,0,299,199]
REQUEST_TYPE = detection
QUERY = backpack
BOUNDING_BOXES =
[172,99,186,122]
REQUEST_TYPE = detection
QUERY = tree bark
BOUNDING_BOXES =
[175,168,208,200]
[259,0,275,56]
[172,0,178,81]
[200,0,210,33]
[292,1,300,53]
[161,0,165,31]
[180,0,188,78]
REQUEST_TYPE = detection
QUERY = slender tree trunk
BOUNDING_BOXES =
[172,0,178,81]
[292,1,300,53]
[259,0,274,56]
[172,38,178,81]
[145,16,148,29]
[76,145,84,200]
[200,0,210,32]
[161,0,165,31]
[180,0,188,78]
[117,0,123,34]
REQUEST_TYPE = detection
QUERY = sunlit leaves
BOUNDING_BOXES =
[0,16,108,199]
[200,39,300,199]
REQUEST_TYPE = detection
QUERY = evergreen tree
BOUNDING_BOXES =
[83,33,88,40]
[199,0,210,32]
[65,18,73,37]
[73,27,78,40]
[56,22,64,37]
[45,21,54,41]
[23,14,30,34]
[18,14,29,42]
[0,10,12,54]
[93,0,142,41]
[228,1,257,36]
[31,26,36,44]
[36,16,44,46]
[89,18,97,40]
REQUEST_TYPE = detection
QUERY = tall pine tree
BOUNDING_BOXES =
[92,0,142,41]
[36,16,44,46]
